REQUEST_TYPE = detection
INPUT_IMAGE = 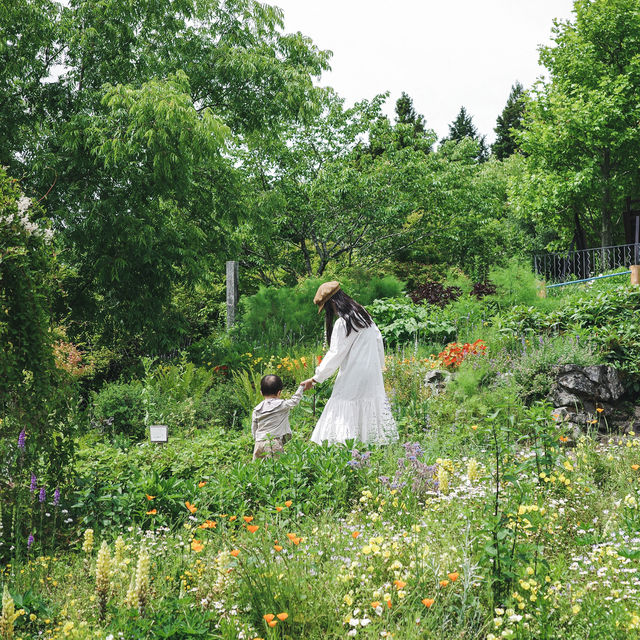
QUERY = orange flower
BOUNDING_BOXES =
[439,580,449,588]
[559,436,569,443]
[247,525,259,533]
[632,464,640,471]
[596,407,604,413]
[284,500,293,507]
[352,531,360,539]
[371,601,380,609]
[393,580,407,589]
[471,425,478,431]
[448,572,459,582]
[229,515,237,522]
[286,533,298,541]
[243,516,254,523]
[263,614,275,623]
[198,520,217,529]
[146,494,155,500]
[386,599,392,609]
[185,501,197,514]
[268,621,277,628]
[191,540,204,552]
[276,613,288,621]
[230,549,240,557]
[198,481,207,488]
[275,506,283,512]
[422,598,435,608]
[291,536,301,545]
[146,509,157,515]
[274,545,283,552]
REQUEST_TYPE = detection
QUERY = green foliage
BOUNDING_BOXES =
[92,382,146,440]
[487,258,542,309]
[367,297,456,347]
[492,82,526,160]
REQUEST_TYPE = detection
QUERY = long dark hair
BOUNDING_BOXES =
[325,290,372,346]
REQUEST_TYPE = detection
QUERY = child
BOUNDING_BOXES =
[251,374,305,460]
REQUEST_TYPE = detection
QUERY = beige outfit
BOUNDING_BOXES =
[251,385,304,459]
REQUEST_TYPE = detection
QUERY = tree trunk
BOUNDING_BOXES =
[572,207,588,251]
[600,148,614,248]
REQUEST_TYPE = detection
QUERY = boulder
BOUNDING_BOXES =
[424,369,452,396]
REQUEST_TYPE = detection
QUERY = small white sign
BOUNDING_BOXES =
[149,425,168,443]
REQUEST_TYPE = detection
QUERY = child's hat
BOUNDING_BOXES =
[314,281,340,313]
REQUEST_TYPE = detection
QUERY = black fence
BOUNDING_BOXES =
[533,243,639,284]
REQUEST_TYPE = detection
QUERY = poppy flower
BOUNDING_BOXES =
[185,501,197,514]
[422,598,435,608]
[352,531,360,539]
[275,506,283,512]
[230,549,240,557]
[198,520,216,529]
[284,500,293,507]
[146,494,155,500]
[243,516,254,523]
[286,533,298,541]
[448,572,459,582]
[198,481,207,488]
[596,407,604,413]
[632,464,639,471]
[191,540,204,552]
[274,545,283,552]
[146,509,157,515]
[276,613,288,621]
[247,525,259,533]
[559,436,569,443]
[393,580,407,589]
[268,621,277,628]
[371,601,380,609]
[439,580,449,587]
[263,614,275,622]
[386,599,392,609]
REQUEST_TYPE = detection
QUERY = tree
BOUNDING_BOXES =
[441,106,488,162]
[492,82,526,160]
[515,0,640,248]
[1,0,330,355]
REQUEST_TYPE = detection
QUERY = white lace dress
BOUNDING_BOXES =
[310,317,398,445]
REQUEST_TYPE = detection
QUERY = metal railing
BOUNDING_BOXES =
[533,243,639,284]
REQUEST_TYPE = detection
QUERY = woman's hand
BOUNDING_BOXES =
[301,378,316,391]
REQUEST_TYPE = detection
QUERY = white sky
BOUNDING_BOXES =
[273,0,576,143]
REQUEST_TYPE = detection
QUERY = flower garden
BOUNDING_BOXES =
[2,273,640,639]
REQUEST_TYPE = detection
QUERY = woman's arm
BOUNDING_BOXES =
[312,319,355,384]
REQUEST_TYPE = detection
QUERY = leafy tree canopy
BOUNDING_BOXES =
[492,81,526,160]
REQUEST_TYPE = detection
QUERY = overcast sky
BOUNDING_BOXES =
[273,0,576,144]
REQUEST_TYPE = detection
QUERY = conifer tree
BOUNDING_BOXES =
[492,82,526,160]
[441,106,488,161]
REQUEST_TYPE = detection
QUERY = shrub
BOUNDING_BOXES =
[92,382,146,440]
[409,280,462,307]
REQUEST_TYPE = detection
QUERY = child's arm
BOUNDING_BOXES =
[251,410,258,438]
[282,384,305,409]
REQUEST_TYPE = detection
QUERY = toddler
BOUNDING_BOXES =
[251,374,304,460]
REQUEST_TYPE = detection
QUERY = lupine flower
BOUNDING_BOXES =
[17,429,26,451]
[133,548,150,615]
[82,529,94,554]
[1,584,18,639]
[39,487,46,503]
[53,487,60,506]
[29,474,37,493]
[95,541,112,621]
[27,534,34,549]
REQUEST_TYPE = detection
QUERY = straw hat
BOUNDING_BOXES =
[313,281,340,313]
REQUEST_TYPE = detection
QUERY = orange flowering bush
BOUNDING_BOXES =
[437,339,486,369]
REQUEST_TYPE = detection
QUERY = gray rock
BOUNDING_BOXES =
[424,369,452,396]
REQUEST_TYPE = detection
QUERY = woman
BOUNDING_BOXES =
[301,281,398,445]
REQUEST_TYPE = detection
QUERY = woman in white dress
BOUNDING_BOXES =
[301,281,398,445]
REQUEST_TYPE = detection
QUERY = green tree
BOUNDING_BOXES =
[441,106,488,162]
[515,0,640,248]
[492,82,526,160]
[1,0,330,356]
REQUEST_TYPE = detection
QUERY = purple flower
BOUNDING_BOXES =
[54,487,60,506]
[27,534,34,549]
[30,474,37,493]
[39,486,46,503]
[18,429,26,451]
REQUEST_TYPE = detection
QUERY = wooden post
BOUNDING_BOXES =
[226,261,239,330]
[536,280,547,299]
[631,265,640,286]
